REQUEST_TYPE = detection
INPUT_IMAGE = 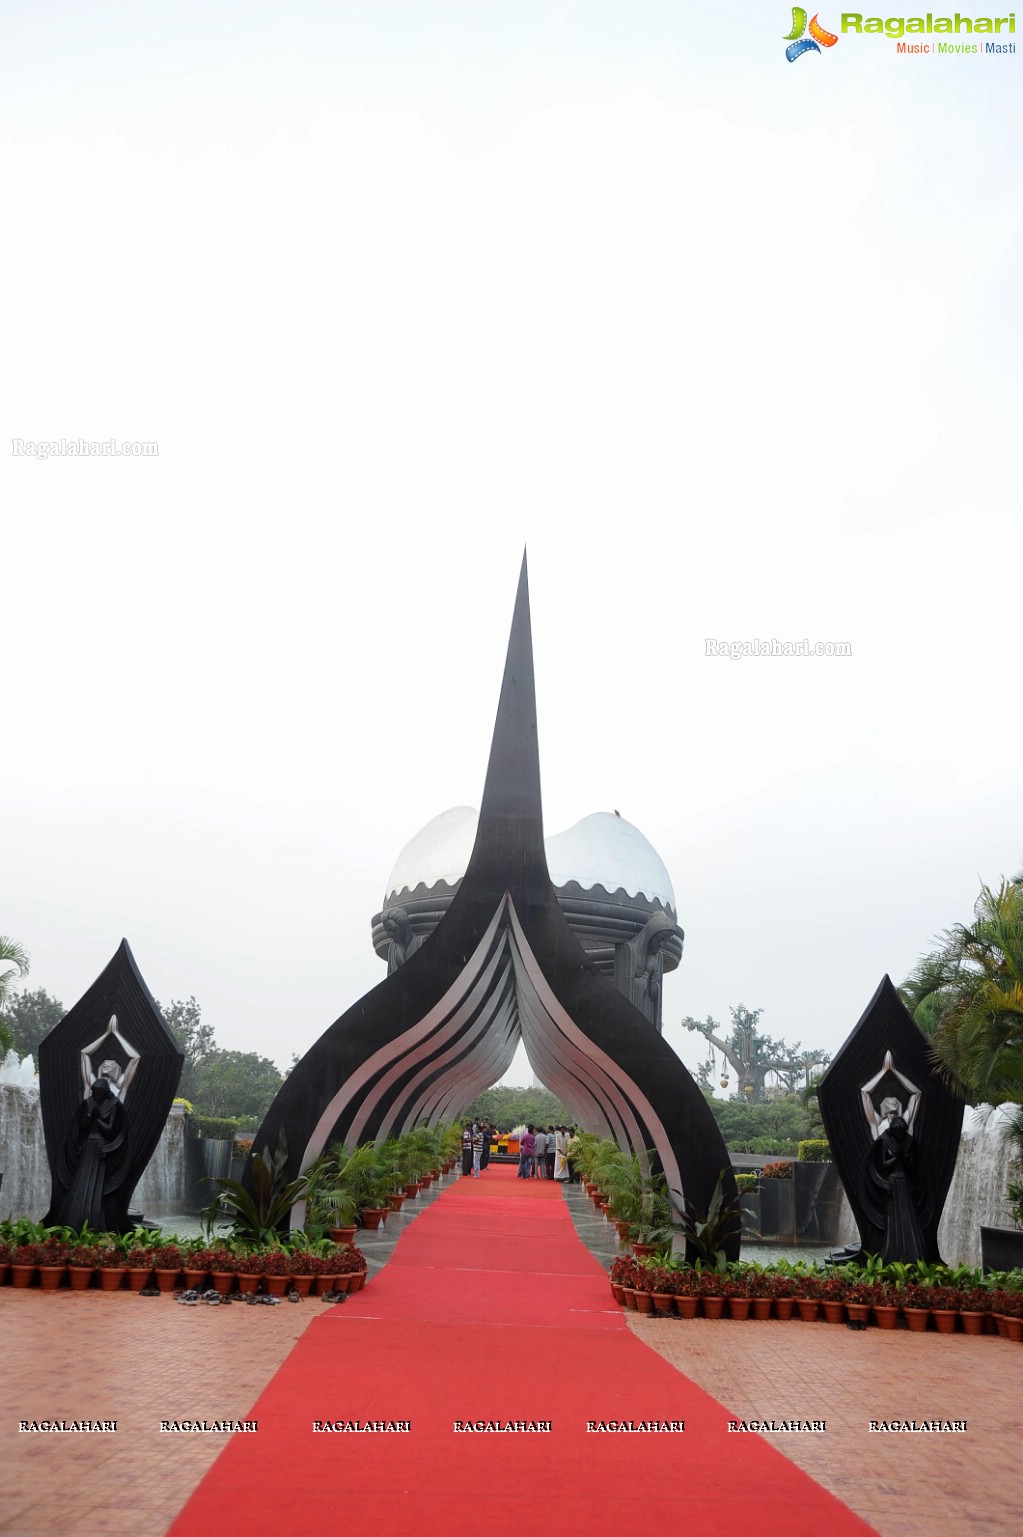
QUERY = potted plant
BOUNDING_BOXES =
[67,1241,101,1290]
[124,1243,156,1291]
[91,1243,125,1291]
[262,1247,292,1296]
[234,1249,266,1294]
[151,1242,185,1292]
[36,1236,70,1291]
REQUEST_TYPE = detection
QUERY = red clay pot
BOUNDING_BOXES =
[751,1298,773,1321]
[904,1308,930,1333]
[773,1297,795,1321]
[822,1300,846,1324]
[701,1296,725,1320]
[727,1297,752,1320]
[38,1266,66,1292]
[873,1305,899,1330]
[795,1299,820,1322]
[67,1267,95,1291]
[959,1311,985,1336]
[676,1296,699,1319]
[97,1268,124,1292]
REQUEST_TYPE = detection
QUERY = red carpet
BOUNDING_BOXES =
[166,1167,877,1535]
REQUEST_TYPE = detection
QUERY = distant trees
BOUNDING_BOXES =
[463,1086,574,1130]
[156,995,283,1121]
[0,987,65,1059]
[682,1004,829,1105]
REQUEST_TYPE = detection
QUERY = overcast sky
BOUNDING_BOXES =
[2,3,1019,1093]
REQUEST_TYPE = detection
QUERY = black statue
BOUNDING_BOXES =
[41,941,183,1234]
[382,906,425,974]
[818,977,964,1265]
[57,1074,132,1231]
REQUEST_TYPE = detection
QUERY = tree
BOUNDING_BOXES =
[682,1004,829,1104]
[462,1086,574,1130]
[0,937,31,1055]
[903,878,1023,1106]
[157,996,216,1102]
[0,987,65,1059]
[189,1049,284,1120]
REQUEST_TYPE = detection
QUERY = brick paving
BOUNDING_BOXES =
[628,1313,1023,1537]
[3,1179,1021,1537]
[0,1290,317,1537]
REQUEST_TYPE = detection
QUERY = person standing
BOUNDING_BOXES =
[545,1126,556,1181]
[480,1119,492,1170]
[471,1121,484,1178]
[518,1125,535,1179]
[461,1123,473,1176]
[533,1126,547,1179]
[553,1126,568,1181]
[565,1126,581,1183]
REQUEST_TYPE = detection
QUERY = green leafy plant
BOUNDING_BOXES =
[797,1139,831,1162]
[675,1169,742,1272]
[203,1128,310,1243]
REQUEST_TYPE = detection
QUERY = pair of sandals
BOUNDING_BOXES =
[176,1288,230,1306]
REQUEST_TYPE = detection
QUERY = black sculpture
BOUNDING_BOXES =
[251,555,738,1259]
[40,940,183,1233]
[818,976,963,1264]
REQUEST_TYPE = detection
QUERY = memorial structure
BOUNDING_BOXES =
[818,975,964,1265]
[40,939,183,1233]
[252,556,737,1253]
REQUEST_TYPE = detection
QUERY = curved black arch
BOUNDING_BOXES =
[251,556,737,1256]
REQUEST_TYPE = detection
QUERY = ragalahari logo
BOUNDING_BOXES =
[785,9,840,59]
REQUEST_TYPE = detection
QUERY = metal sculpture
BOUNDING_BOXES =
[40,940,183,1233]
[818,976,964,1264]
[251,555,737,1256]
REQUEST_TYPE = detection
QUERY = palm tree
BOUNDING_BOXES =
[903,880,1023,1106]
[0,936,31,1053]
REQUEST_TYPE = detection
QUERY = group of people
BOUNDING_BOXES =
[458,1121,582,1183]
[517,1125,580,1183]
[460,1119,495,1178]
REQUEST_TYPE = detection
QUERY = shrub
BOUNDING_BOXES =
[734,1173,758,1192]
[797,1140,831,1162]
[760,1161,794,1180]
[188,1114,240,1141]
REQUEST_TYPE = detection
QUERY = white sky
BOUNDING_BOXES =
[2,2,1019,1090]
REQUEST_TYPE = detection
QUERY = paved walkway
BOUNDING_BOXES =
[1,1174,1020,1536]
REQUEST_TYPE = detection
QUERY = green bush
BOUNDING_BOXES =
[797,1139,831,1163]
[726,1138,800,1156]
[187,1113,240,1141]
[734,1173,759,1192]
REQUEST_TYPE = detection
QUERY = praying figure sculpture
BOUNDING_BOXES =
[860,1053,926,1263]
[817,976,964,1267]
[49,1015,139,1231]
[41,940,184,1234]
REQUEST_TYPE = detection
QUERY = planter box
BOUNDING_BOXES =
[759,1179,796,1242]
[184,1137,234,1214]
[740,1191,761,1237]
[980,1225,1023,1273]
[794,1162,844,1244]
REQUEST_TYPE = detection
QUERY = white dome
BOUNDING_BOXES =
[385,807,480,899]
[545,812,676,909]
[386,806,675,911]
